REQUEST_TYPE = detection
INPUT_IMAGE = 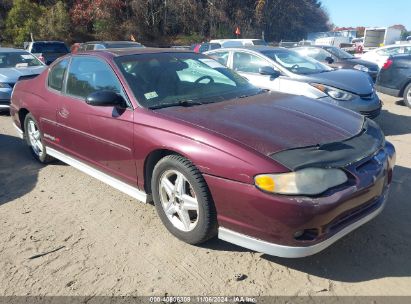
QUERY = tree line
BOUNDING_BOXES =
[0,0,331,47]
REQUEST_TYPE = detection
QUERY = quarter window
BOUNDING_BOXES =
[233,52,271,73]
[66,57,124,100]
[48,58,69,91]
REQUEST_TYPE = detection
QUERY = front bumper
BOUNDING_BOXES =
[0,88,12,110]
[320,92,382,119]
[206,142,395,258]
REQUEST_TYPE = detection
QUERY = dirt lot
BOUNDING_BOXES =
[0,94,410,297]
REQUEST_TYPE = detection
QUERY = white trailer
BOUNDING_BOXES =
[314,36,350,47]
[363,27,402,51]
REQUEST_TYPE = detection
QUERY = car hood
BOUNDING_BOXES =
[298,69,374,95]
[156,92,364,156]
[0,66,46,83]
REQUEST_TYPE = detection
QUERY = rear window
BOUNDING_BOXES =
[32,43,69,54]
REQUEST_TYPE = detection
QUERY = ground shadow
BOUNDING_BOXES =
[375,109,411,136]
[260,165,411,282]
[0,133,43,206]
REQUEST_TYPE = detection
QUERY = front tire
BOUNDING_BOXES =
[24,113,53,163]
[151,155,217,244]
[403,83,411,109]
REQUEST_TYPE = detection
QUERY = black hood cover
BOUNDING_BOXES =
[270,118,384,171]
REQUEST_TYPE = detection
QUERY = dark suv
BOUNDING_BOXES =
[376,54,411,108]
[25,41,70,65]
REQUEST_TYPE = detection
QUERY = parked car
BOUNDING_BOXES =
[360,44,411,68]
[293,45,379,81]
[376,54,411,108]
[25,41,70,65]
[206,46,382,118]
[10,48,395,257]
[0,48,46,111]
[189,43,221,53]
[210,39,267,48]
[78,41,144,51]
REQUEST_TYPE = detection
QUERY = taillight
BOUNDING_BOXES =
[382,59,393,70]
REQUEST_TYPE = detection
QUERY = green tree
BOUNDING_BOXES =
[5,0,46,45]
[38,1,71,40]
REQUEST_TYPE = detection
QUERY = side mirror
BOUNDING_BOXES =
[259,66,281,78]
[325,56,334,64]
[86,90,126,108]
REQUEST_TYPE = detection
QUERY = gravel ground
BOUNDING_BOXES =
[0,93,410,297]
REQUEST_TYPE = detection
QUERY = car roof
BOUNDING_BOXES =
[74,47,192,59]
[0,47,29,53]
[391,54,411,60]
[84,41,142,45]
[293,45,335,49]
[32,41,66,44]
[207,46,286,53]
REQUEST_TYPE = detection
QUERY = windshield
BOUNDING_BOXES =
[261,49,332,75]
[0,52,44,68]
[325,47,354,59]
[115,52,259,109]
[31,43,69,53]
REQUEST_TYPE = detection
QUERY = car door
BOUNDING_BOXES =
[41,57,70,149]
[231,51,281,91]
[57,56,137,185]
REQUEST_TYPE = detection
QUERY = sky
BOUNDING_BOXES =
[320,0,411,30]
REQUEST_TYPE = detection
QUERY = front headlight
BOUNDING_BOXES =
[0,82,11,89]
[353,64,369,73]
[255,168,348,195]
[311,83,355,101]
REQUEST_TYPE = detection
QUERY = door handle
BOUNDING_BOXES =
[58,108,69,118]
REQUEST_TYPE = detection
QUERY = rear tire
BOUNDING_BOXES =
[151,155,217,245]
[24,113,53,164]
[404,83,411,109]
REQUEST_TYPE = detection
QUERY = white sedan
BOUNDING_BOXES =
[360,44,411,68]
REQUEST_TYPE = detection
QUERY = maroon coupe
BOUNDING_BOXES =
[10,48,395,258]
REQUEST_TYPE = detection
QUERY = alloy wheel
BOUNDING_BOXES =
[158,169,199,232]
[27,119,43,157]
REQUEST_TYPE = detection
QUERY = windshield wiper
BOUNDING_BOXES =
[149,99,204,110]
[239,89,269,98]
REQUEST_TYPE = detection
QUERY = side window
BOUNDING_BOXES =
[233,52,271,73]
[199,44,210,53]
[377,47,399,56]
[86,44,95,51]
[209,51,229,66]
[312,49,332,61]
[48,58,69,91]
[94,44,105,50]
[66,57,124,100]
